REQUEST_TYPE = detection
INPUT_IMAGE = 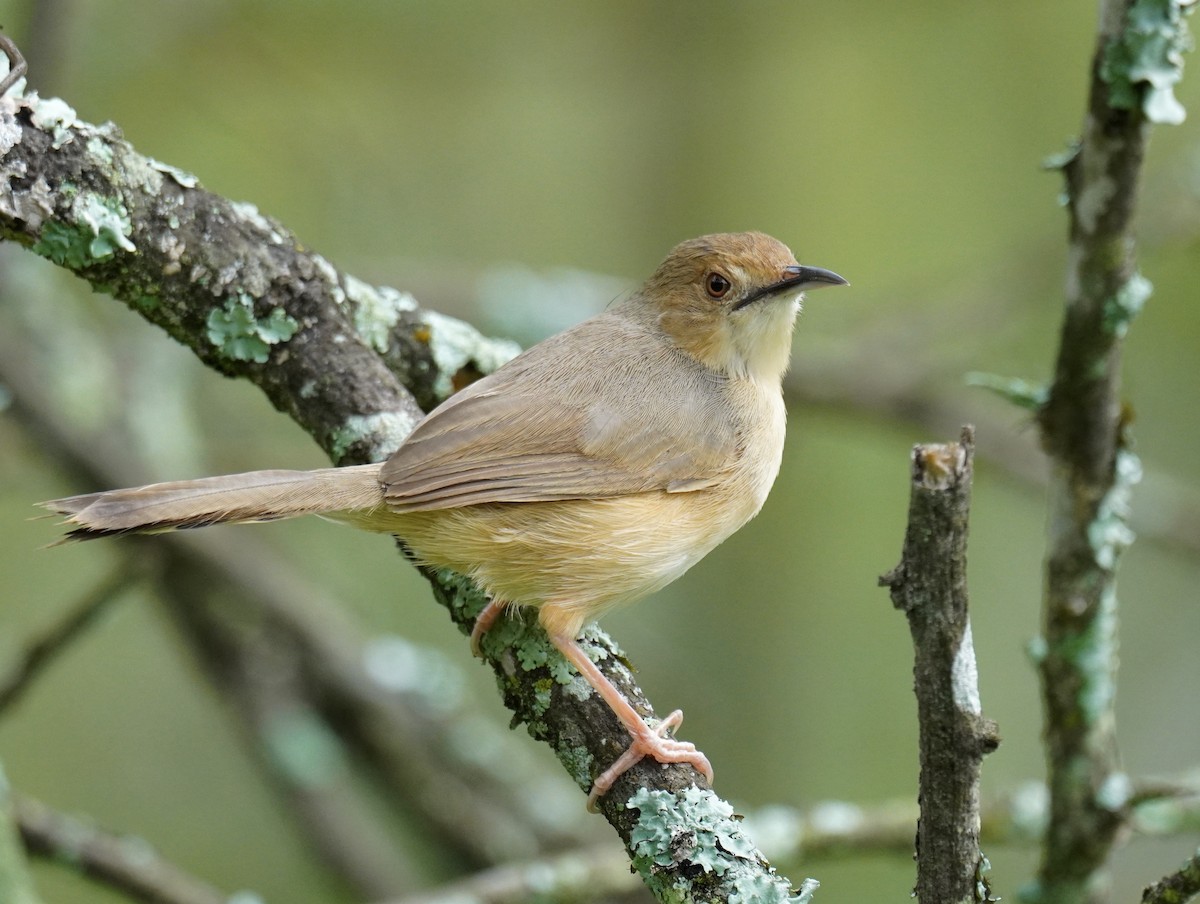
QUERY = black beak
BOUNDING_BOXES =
[733,264,849,311]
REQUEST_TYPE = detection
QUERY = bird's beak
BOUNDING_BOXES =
[733,264,849,311]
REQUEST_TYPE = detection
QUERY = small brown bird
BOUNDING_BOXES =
[41,232,847,807]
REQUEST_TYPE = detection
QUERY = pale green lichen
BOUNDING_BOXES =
[1088,449,1141,569]
[344,276,418,353]
[555,740,594,789]
[206,292,299,363]
[1096,771,1134,812]
[1102,0,1195,124]
[1026,634,1049,665]
[0,116,20,157]
[1102,272,1153,337]
[229,200,283,243]
[628,787,812,902]
[263,709,346,789]
[85,135,114,165]
[31,193,136,268]
[965,372,1048,411]
[732,875,820,904]
[420,309,521,400]
[148,156,198,188]
[1042,140,1082,173]
[1071,583,1120,726]
[29,95,77,147]
[433,567,490,624]
[309,254,342,301]
[629,787,758,876]
[327,410,418,462]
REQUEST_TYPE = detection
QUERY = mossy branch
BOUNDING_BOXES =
[1032,2,1192,903]
[1,69,812,901]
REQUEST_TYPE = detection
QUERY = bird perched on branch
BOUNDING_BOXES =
[42,231,847,808]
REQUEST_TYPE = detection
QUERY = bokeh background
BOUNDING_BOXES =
[1,1,1198,902]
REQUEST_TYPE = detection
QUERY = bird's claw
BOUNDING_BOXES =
[586,709,713,811]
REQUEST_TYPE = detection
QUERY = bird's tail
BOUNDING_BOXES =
[40,463,385,542]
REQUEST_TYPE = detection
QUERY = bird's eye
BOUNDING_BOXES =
[705,272,731,299]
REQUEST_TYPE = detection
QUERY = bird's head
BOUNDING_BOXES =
[643,231,847,383]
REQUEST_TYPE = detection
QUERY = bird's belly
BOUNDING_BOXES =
[393,488,762,636]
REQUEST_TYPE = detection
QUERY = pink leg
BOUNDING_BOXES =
[550,631,713,810]
[470,599,508,657]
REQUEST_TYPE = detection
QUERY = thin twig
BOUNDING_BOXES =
[15,792,228,904]
[378,844,644,904]
[747,777,1200,865]
[0,33,27,97]
[0,562,145,714]
[881,426,1001,904]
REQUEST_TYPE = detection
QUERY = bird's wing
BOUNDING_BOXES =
[380,314,740,512]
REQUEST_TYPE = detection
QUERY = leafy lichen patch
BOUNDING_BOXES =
[628,787,814,902]
[327,409,418,463]
[1102,0,1195,124]
[419,309,521,401]
[29,95,77,148]
[344,275,418,353]
[206,292,299,363]
[31,193,135,268]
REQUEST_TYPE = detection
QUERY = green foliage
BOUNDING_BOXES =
[1101,0,1195,123]
[205,293,299,363]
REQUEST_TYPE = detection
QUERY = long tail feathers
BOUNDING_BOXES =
[40,464,385,542]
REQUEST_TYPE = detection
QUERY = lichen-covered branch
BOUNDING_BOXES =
[0,81,519,463]
[0,328,595,873]
[880,427,1001,904]
[1,75,812,899]
[743,778,1200,865]
[1031,4,1192,903]
[1141,850,1200,904]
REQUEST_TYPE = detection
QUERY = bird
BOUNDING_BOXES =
[40,231,847,808]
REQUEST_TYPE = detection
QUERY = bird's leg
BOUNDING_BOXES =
[549,631,713,810]
[470,599,509,657]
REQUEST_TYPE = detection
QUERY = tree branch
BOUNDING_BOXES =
[881,426,1001,904]
[1141,850,1200,904]
[15,792,227,904]
[1032,4,1192,902]
[0,561,145,714]
[1,71,812,899]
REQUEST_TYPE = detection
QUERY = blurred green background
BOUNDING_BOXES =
[1,1,1197,902]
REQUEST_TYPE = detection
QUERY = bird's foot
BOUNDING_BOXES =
[586,709,713,811]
